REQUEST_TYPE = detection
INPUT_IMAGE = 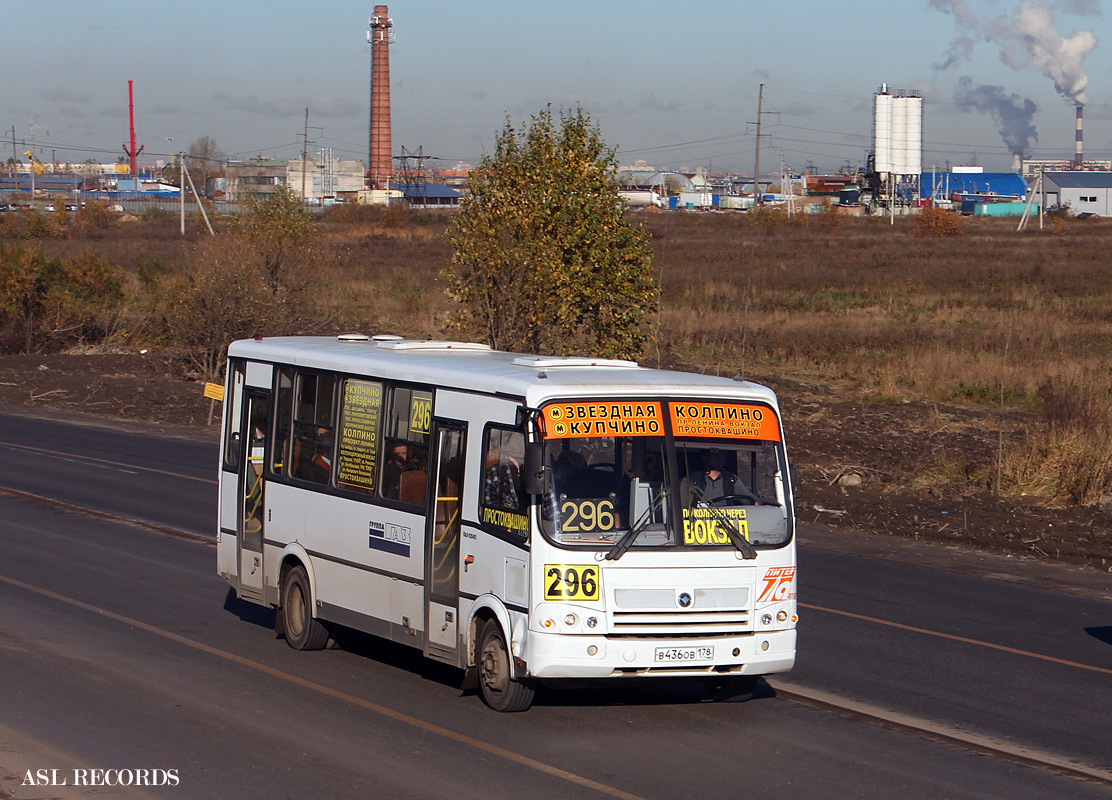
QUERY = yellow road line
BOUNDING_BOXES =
[0,440,215,484]
[800,602,1112,676]
[0,573,646,800]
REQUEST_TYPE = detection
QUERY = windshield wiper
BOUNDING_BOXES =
[605,487,667,561]
[687,484,757,560]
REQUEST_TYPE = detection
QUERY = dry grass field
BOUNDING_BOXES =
[4,205,1111,570]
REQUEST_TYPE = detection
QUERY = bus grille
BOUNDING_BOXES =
[610,609,751,635]
[608,586,751,635]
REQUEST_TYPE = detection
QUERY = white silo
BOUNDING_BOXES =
[874,87,894,175]
[873,85,922,178]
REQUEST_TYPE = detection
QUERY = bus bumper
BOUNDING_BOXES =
[523,628,796,679]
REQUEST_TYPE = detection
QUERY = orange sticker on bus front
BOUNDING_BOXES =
[669,403,780,441]
[542,402,663,439]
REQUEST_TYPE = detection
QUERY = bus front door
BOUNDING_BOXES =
[238,390,269,600]
[425,422,466,662]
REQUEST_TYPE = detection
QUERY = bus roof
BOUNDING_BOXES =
[227,336,779,408]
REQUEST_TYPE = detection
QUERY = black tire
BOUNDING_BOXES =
[280,565,329,651]
[706,674,760,703]
[477,619,534,712]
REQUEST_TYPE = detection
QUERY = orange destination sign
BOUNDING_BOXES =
[669,403,780,441]
[542,402,663,439]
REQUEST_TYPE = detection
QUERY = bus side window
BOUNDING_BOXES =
[270,368,294,476]
[379,386,432,505]
[292,372,337,485]
[482,428,525,512]
[335,378,383,494]
[222,361,245,472]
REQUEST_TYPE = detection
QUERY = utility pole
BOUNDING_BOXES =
[301,108,309,201]
[752,84,764,206]
[1017,168,1044,232]
[179,152,185,236]
[296,111,321,205]
[781,152,796,217]
[11,127,17,194]
[29,117,47,207]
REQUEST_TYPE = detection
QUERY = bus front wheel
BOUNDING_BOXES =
[280,565,329,651]
[478,619,534,712]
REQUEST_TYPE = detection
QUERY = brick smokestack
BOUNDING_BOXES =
[1074,105,1083,170]
[368,6,393,189]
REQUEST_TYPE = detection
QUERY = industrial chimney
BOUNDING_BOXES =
[1074,105,1083,170]
[367,6,394,190]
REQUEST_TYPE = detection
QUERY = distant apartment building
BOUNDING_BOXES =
[1022,158,1111,179]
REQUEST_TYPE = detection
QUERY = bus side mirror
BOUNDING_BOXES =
[524,442,545,495]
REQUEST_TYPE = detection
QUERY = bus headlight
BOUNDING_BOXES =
[564,613,578,627]
[586,616,598,628]
[761,614,772,626]
[777,610,788,623]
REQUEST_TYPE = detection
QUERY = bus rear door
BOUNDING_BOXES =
[237,389,269,599]
[425,421,466,663]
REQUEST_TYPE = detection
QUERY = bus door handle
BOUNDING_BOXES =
[464,554,474,572]
[442,610,454,631]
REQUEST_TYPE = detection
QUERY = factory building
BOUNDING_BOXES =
[226,154,364,203]
[1040,172,1112,217]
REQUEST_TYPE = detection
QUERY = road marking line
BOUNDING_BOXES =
[768,680,1112,785]
[801,541,1112,602]
[800,602,1112,676]
[0,573,647,800]
[0,439,215,484]
[0,485,212,545]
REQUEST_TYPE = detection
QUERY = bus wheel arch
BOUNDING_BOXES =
[465,596,515,668]
[477,618,535,712]
[278,557,329,651]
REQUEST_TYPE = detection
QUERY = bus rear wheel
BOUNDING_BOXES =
[281,565,329,651]
[706,674,760,702]
[478,619,534,712]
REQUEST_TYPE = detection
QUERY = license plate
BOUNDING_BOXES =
[654,646,714,663]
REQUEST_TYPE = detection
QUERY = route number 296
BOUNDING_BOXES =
[544,565,600,601]
[560,499,615,533]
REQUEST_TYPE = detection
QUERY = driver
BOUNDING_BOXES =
[682,448,741,505]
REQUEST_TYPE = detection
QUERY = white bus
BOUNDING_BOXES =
[218,335,797,711]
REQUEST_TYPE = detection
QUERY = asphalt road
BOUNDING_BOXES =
[0,410,1109,799]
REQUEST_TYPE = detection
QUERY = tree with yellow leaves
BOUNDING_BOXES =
[444,108,657,360]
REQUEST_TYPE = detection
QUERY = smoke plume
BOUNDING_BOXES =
[931,1,1098,105]
[953,76,1039,159]
[986,1,1097,105]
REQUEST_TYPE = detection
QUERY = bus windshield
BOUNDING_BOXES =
[537,400,791,550]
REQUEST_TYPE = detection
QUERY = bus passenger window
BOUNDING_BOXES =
[335,378,383,493]
[270,368,293,476]
[379,386,432,505]
[292,373,337,485]
[222,361,245,472]
[481,427,527,538]
[483,429,524,510]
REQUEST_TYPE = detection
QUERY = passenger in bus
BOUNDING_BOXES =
[297,426,333,483]
[483,447,521,510]
[381,440,411,499]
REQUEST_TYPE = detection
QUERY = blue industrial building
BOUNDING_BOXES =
[919,172,1027,202]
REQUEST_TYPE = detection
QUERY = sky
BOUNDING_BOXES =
[5,0,1109,176]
